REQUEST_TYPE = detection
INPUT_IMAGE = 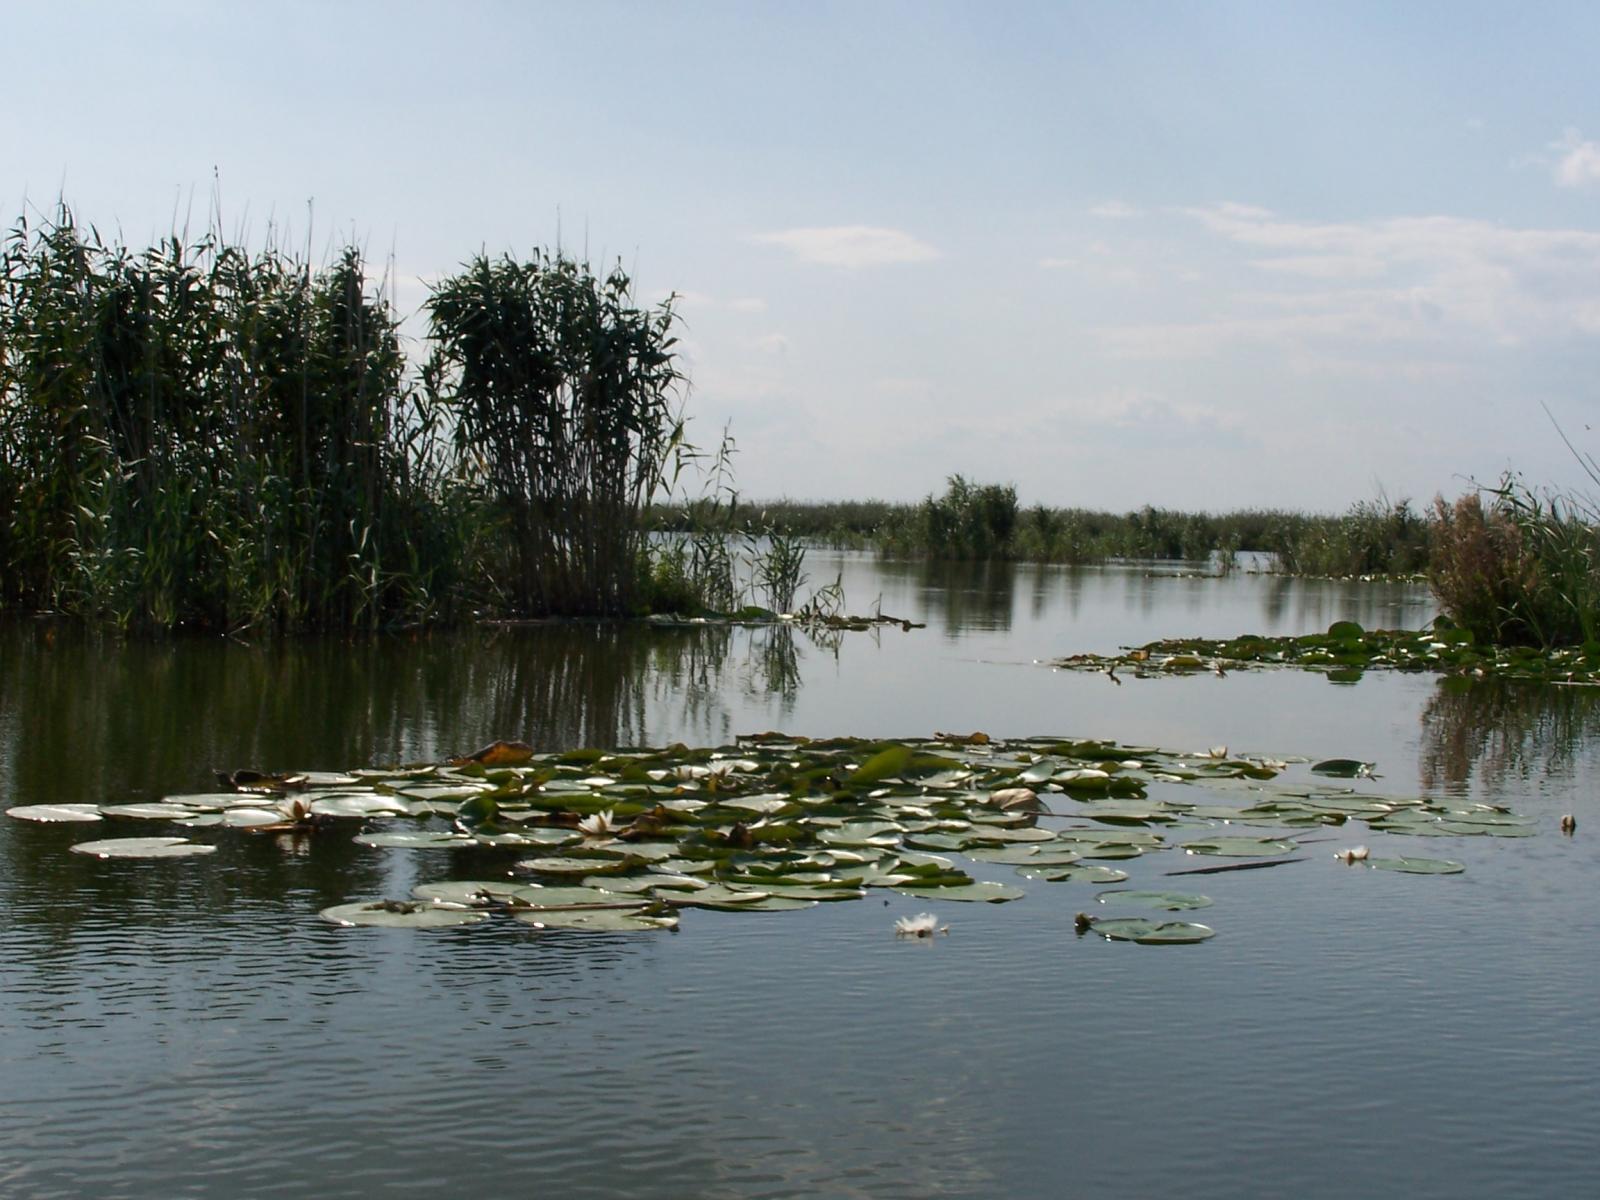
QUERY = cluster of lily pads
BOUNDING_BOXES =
[8,731,1520,943]
[1055,619,1600,685]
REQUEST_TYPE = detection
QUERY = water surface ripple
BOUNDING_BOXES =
[2,558,1596,1197]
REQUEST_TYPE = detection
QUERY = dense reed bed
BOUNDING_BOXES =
[657,477,1435,574]
[0,210,465,631]
[4,207,1593,649]
[0,207,716,631]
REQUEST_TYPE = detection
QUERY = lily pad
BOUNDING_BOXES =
[514,856,632,875]
[99,803,197,819]
[893,881,1025,903]
[353,830,477,849]
[69,836,216,859]
[1089,917,1216,944]
[964,844,1083,866]
[1095,890,1213,911]
[7,804,103,823]
[1180,836,1297,858]
[1310,759,1374,778]
[321,900,488,928]
[1017,864,1130,884]
[411,879,532,905]
[1367,856,1465,875]
[309,794,412,818]
[514,908,679,931]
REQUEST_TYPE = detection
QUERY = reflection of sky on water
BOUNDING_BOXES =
[1,556,1597,1198]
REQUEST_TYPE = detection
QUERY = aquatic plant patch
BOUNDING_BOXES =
[1054,620,1600,685]
[8,733,1514,945]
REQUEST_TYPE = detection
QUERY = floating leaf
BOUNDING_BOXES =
[1181,836,1297,858]
[221,807,287,827]
[7,804,102,823]
[1367,856,1465,875]
[99,803,196,820]
[965,844,1083,866]
[353,831,476,849]
[69,836,216,859]
[893,881,1025,903]
[1017,864,1129,884]
[1089,917,1216,944]
[514,856,631,875]
[1310,759,1374,778]
[515,908,678,931]
[848,745,913,786]
[322,900,488,928]
[1095,890,1213,911]
[309,794,411,818]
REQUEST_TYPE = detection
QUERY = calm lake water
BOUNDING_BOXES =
[3,553,1597,1198]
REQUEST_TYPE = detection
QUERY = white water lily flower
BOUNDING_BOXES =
[576,809,615,837]
[894,912,948,938]
[1335,845,1370,864]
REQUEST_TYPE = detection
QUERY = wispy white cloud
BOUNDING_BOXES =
[1104,203,1600,360]
[1250,255,1387,280]
[1087,200,1139,219]
[752,332,790,355]
[745,225,940,268]
[1551,127,1600,188]
[1038,256,1078,269]
[727,296,768,313]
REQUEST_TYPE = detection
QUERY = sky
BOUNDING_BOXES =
[9,0,1600,512]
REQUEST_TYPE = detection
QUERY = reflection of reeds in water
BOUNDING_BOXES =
[1418,677,1600,794]
[869,558,1015,638]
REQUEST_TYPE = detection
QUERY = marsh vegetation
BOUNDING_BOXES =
[0,206,810,632]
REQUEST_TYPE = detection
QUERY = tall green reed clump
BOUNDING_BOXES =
[1431,478,1600,647]
[1268,496,1432,577]
[907,475,1018,559]
[424,251,685,617]
[0,206,456,630]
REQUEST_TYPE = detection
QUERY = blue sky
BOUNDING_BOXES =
[10,0,1600,511]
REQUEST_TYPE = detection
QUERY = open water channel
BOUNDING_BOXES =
[2,552,1597,1198]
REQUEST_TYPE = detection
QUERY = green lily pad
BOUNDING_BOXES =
[965,844,1083,866]
[1017,865,1130,884]
[221,807,288,827]
[7,804,103,822]
[893,881,1025,903]
[321,900,488,928]
[1367,856,1465,875]
[1180,836,1297,857]
[514,908,679,931]
[670,884,774,909]
[592,873,707,893]
[309,794,411,817]
[410,879,530,905]
[499,885,628,908]
[1095,890,1213,910]
[1310,759,1374,778]
[99,803,196,819]
[514,855,632,875]
[1089,917,1216,944]
[353,831,477,849]
[69,836,217,859]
